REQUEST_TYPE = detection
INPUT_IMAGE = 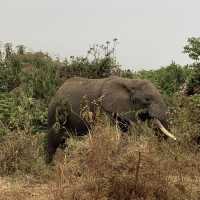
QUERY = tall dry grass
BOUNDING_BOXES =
[49,125,200,200]
[0,115,200,199]
[0,130,49,178]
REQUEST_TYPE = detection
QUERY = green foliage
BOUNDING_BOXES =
[0,92,47,135]
[0,53,22,92]
[16,45,26,55]
[10,93,47,132]
[183,37,200,95]
[0,45,58,100]
[61,56,116,79]
[137,62,188,95]
[0,41,119,137]
[190,94,200,107]
[167,94,200,145]
[0,93,13,122]
[183,37,200,61]
[20,52,58,100]
[185,63,200,94]
[0,93,14,136]
[58,40,119,80]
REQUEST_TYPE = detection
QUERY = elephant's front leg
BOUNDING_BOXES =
[112,113,131,132]
[45,127,67,164]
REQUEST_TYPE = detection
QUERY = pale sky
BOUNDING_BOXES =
[0,0,199,70]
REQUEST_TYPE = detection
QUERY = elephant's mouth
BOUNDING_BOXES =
[116,110,176,141]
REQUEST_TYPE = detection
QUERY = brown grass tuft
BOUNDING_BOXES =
[0,130,48,177]
[49,126,200,200]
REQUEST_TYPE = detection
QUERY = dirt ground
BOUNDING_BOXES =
[0,177,50,200]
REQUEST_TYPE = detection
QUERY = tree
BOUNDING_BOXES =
[4,43,13,59]
[137,62,187,96]
[183,37,200,61]
[183,37,200,95]
[16,45,26,55]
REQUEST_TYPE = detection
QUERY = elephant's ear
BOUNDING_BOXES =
[101,80,132,114]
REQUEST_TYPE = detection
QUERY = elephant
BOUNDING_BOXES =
[46,76,176,163]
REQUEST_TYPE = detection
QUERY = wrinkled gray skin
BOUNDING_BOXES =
[46,76,168,163]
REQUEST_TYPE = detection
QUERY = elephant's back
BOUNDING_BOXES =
[56,77,104,98]
[54,77,106,113]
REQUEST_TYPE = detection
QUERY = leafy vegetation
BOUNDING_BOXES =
[136,62,189,95]
[0,38,200,199]
[183,37,200,95]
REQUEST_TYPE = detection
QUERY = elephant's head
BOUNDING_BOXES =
[101,77,176,140]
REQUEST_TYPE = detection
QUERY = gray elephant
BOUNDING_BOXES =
[46,76,176,163]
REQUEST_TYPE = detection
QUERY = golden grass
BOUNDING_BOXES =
[48,126,200,200]
[0,123,200,199]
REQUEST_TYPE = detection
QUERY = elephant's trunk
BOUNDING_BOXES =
[148,103,168,124]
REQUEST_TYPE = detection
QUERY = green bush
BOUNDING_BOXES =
[0,44,59,100]
[21,53,58,100]
[0,92,47,135]
[183,37,200,95]
[0,55,22,92]
[57,41,119,80]
[185,63,200,95]
[137,62,188,95]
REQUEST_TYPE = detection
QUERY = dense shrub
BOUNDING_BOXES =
[0,55,22,92]
[20,52,58,100]
[0,92,47,135]
[57,40,119,81]
[57,56,116,81]
[183,37,200,95]
[137,62,188,95]
[184,63,200,95]
[0,46,58,100]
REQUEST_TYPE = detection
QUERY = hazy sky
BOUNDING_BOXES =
[0,0,199,70]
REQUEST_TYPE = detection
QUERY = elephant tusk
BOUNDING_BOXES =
[129,120,135,127]
[154,119,176,141]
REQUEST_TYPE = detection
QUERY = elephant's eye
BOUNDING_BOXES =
[145,97,151,102]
